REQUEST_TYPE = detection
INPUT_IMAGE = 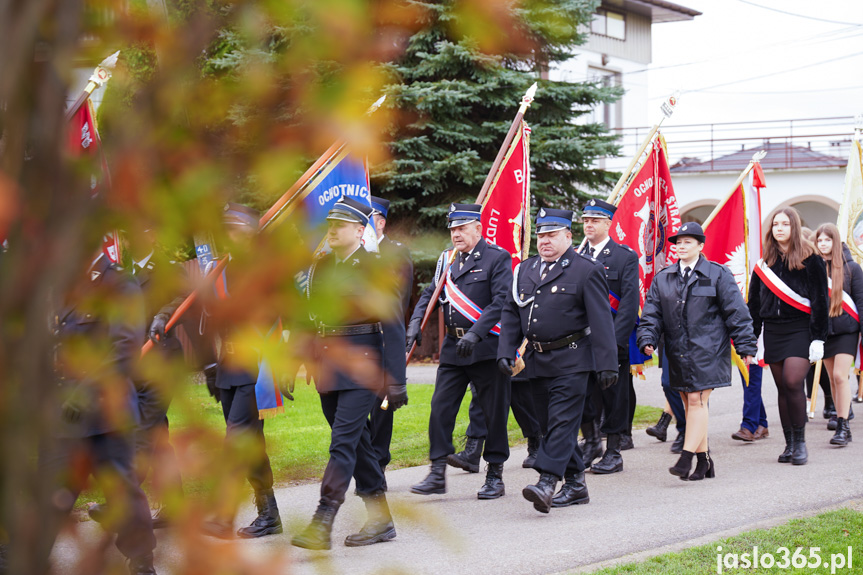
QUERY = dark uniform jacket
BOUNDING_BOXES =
[826,244,863,337]
[379,236,413,387]
[411,238,512,366]
[308,247,388,393]
[748,253,828,341]
[591,238,639,351]
[637,255,757,390]
[54,256,145,438]
[498,247,617,378]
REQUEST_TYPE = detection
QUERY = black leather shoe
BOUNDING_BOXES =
[237,489,283,538]
[823,400,836,419]
[447,436,484,473]
[778,427,794,463]
[292,499,339,551]
[619,434,634,451]
[579,419,602,467]
[410,458,447,495]
[670,432,685,454]
[128,553,157,575]
[477,463,505,499]
[688,451,715,480]
[830,417,852,446]
[646,412,671,442]
[669,450,694,479]
[522,472,559,514]
[828,414,838,431]
[591,434,623,474]
[551,472,590,507]
[345,493,396,547]
[522,435,541,468]
[201,517,234,539]
[791,425,808,465]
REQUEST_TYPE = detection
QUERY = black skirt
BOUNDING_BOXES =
[764,318,810,363]
[825,332,859,358]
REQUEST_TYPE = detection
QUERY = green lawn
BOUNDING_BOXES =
[588,508,863,575]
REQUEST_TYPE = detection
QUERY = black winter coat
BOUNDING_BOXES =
[826,244,863,337]
[637,255,757,391]
[748,253,828,341]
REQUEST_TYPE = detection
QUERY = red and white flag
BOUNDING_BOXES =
[481,121,531,270]
[610,135,681,309]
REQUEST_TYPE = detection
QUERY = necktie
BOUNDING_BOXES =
[459,253,466,270]
[588,246,595,258]
[682,266,691,284]
[541,261,554,280]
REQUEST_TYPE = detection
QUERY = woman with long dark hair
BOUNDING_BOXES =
[814,223,863,445]
[748,207,829,465]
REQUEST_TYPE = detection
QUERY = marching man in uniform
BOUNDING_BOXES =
[498,208,618,513]
[407,203,513,500]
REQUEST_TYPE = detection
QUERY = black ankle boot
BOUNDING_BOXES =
[579,420,602,467]
[591,433,623,474]
[828,414,838,431]
[237,489,283,538]
[345,492,396,547]
[522,472,559,514]
[646,412,672,442]
[778,426,794,463]
[688,451,715,480]
[291,499,340,550]
[791,425,808,465]
[522,435,542,468]
[551,472,590,507]
[410,458,447,495]
[477,463,505,499]
[830,417,852,446]
[670,432,685,454]
[669,450,694,479]
[447,436,484,473]
[127,553,156,575]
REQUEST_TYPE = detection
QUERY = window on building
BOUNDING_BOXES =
[591,9,626,40]
[588,67,623,131]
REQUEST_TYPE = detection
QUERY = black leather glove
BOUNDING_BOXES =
[598,370,618,390]
[387,384,409,411]
[405,318,422,352]
[279,363,299,402]
[456,331,481,358]
[204,365,220,402]
[148,313,170,344]
[497,357,515,376]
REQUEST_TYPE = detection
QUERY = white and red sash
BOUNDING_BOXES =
[444,266,502,336]
[753,259,811,314]
[827,277,860,322]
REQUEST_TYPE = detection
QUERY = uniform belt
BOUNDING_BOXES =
[445,325,472,339]
[317,322,382,338]
[528,327,591,353]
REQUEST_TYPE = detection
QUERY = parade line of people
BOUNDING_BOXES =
[20,197,862,574]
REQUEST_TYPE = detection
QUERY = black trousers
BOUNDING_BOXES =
[368,395,393,469]
[320,388,386,504]
[582,352,630,435]
[532,372,589,478]
[429,360,511,464]
[466,379,541,439]
[39,433,156,566]
[135,381,182,494]
[220,384,273,492]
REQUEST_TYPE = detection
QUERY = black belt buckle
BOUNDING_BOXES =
[532,341,543,353]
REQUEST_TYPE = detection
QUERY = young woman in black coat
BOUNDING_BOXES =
[814,223,863,446]
[748,207,829,466]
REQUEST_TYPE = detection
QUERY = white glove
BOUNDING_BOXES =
[809,340,824,362]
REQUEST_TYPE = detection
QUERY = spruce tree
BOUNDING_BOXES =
[374,0,623,231]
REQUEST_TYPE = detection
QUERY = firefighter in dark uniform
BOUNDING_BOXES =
[292,196,407,551]
[201,204,282,540]
[41,253,157,574]
[407,203,512,499]
[367,196,413,481]
[498,208,618,513]
[578,199,639,473]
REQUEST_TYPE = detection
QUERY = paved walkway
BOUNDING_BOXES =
[53,365,863,574]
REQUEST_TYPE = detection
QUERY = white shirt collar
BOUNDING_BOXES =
[134,251,154,271]
[588,236,611,254]
[336,245,362,265]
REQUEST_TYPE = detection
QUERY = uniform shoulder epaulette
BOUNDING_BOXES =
[488,242,504,251]
[576,252,593,263]
[622,244,635,252]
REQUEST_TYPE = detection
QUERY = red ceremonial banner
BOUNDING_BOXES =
[703,184,747,296]
[610,136,681,308]
[481,122,531,270]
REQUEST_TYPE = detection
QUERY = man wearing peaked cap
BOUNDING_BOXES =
[292,195,405,550]
[497,207,618,513]
[366,196,413,484]
[407,202,513,500]
[578,197,640,473]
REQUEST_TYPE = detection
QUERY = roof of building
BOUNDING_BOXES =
[603,0,702,23]
[670,141,848,173]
